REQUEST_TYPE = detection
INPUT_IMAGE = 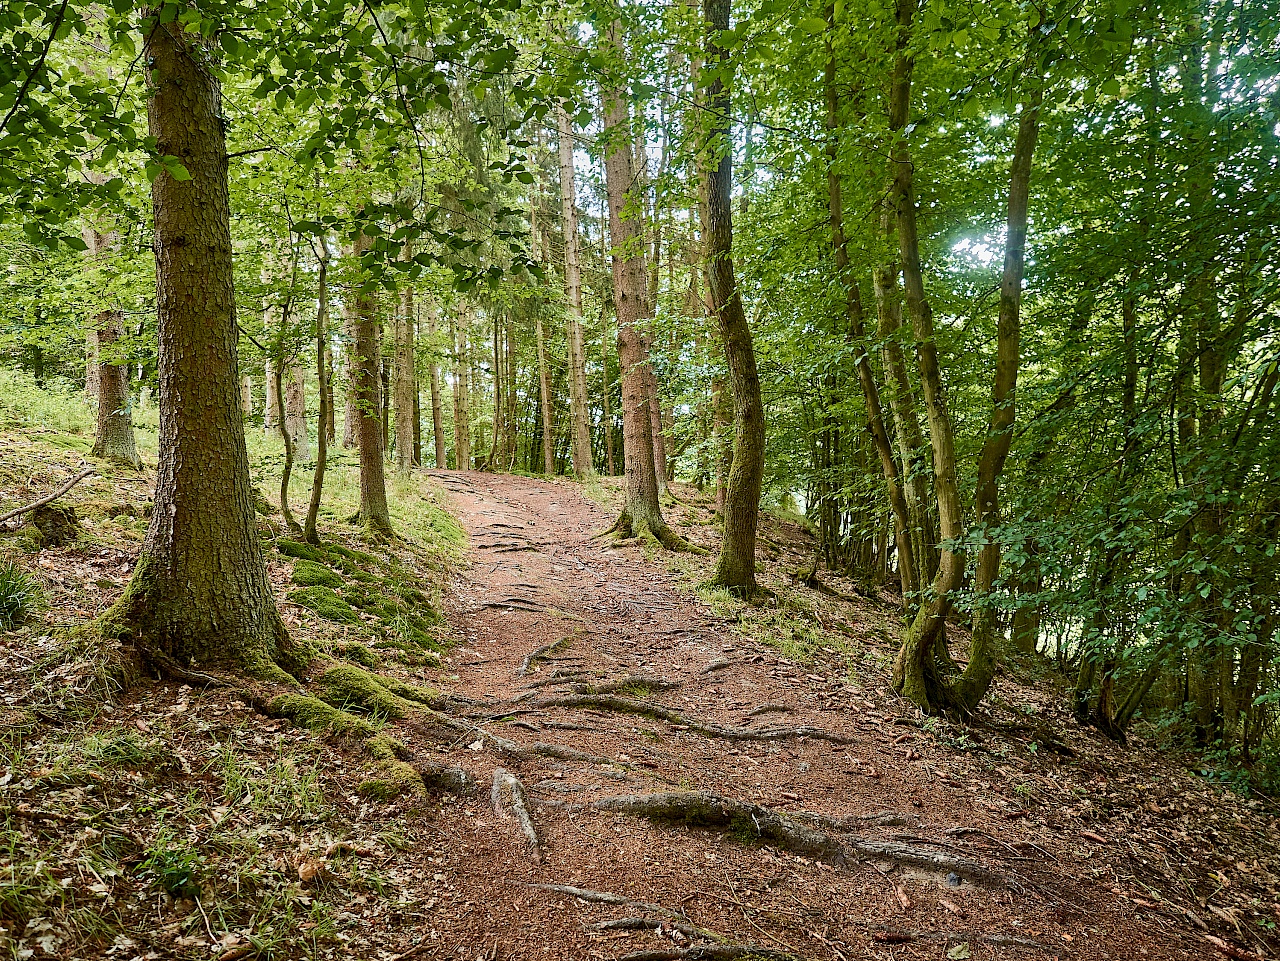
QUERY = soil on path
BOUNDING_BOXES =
[413,470,1236,961]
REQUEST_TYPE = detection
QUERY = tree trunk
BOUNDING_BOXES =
[600,309,616,475]
[557,102,596,478]
[601,31,686,549]
[108,13,298,681]
[350,231,392,534]
[535,310,556,474]
[700,0,764,593]
[341,297,359,449]
[427,299,447,468]
[824,19,913,600]
[451,316,471,470]
[286,363,309,460]
[90,309,141,468]
[240,374,253,418]
[304,239,332,545]
[394,276,416,477]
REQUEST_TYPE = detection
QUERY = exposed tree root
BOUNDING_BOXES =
[592,791,1005,886]
[519,637,572,675]
[570,676,681,696]
[531,884,681,919]
[617,947,796,961]
[588,918,718,940]
[532,694,849,744]
[600,509,707,555]
[492,768,541,862]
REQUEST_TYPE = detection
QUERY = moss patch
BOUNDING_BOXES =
[291,560,343,589]
[357,760,425,801]
[364,733,409,761]
[289,586,359,625]
[269,694,375,738]
[277,538,325,562]
[316,664,438,720]
[335,641,379,668]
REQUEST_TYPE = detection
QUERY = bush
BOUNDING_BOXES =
[0,560,39,629]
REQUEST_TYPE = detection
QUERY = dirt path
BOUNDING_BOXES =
[411,471,1213,961]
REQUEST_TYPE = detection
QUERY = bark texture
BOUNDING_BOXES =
[108,14,299,680]
[394,276,416,477]
[556,102,595,478]
[350,231,392,534]
[701,0,764,594]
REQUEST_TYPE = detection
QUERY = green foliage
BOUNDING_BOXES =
[138,828,203,898]
[289,586,358,624]
[0,560,39,629]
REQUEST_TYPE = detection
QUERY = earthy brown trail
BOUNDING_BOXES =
[407,471,1214,961]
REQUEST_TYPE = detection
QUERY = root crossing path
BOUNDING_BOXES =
[413,471,1201,961]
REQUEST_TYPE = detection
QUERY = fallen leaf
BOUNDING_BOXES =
[946,943,971,959]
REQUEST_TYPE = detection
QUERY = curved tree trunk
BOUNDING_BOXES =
[108,13,299,681]
[700,0,764,594]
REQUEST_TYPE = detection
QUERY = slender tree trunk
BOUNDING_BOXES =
[240,375,253,418]
[304,239,332,545]
[451,316,471,470]
[824,19,913,600]
[600,309,616,475]
[109,12,298,680]
[341,295,359,449]
[427,299,447,468]
[557,102,596,478]
[394,275,416,477]
[700,0,763,592]
[535,310,556,474]
[351,230,392,534]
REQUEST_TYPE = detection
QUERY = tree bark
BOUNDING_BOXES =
[89,309,141,468]
[350,230,392,534]
[285,363,309,460]
[700,0,764,593]
[557,102,596,478]
[426,298,447,468]
[394,274,416,477]
[108,12,299,680]
[304,238,332,545]
[601,29,686,549]
[451,315,471,469]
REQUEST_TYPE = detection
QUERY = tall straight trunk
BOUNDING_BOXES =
[110,12,298,680]
[341,299,359,448]
[488,316,502,470]
[240,375,253,417]
[264,358,282,435]
[305,239,332,545]
[427,299,447,468]
[451,317,471,469]
[642,350,669,494]
[380,354,391,453]
[535,310,555,474]
[601,26,687,550]
[504,318,518,469]
[600,309,616,475]
[699,0,764,593]
[393,275,416,477]
[823,18,913,599]
[350,230,392,534]
[557,102,596,478]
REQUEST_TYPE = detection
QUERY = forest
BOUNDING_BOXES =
[0,0,1278,959]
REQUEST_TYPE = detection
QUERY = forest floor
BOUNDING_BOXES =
[1,423,1279,961]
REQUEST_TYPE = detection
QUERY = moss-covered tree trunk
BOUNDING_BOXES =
[108,13,300,681]
[700,0,764,594]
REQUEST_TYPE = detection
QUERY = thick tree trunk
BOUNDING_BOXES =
[557,103,596,478]
[350,231,392,534]
[601,37,686,549]
[108,13,298,680]
[394,277,416,477]
[700,0,764,593]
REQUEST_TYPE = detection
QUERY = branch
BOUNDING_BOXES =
[0,468,95,526]
[0,0,70,140]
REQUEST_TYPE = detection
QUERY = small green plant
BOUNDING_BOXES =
[0,560,40,629]
[138,828,203,898]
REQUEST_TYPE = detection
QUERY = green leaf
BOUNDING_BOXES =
[947,943,971,959]
[798,17,826,34]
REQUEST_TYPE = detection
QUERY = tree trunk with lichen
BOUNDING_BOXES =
[349,231,392,534]
[106,13,301,682]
